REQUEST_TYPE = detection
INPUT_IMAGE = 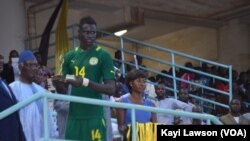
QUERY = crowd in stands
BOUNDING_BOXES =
[142,61,250,116]
[0,46,250,140]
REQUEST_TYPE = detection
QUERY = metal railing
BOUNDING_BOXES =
[0,92,222,141]
[97,30,232,111]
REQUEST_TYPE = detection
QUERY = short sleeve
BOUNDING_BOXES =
[62,48,78,76]
[100,50,115,80]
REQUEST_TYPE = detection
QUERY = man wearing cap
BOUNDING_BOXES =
[0,54,26,141]
[9,50,58,141]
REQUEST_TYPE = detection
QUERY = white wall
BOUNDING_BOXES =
[0,0,26,62]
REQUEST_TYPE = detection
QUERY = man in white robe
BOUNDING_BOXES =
[10,50,58,141]
[154,83,194,125]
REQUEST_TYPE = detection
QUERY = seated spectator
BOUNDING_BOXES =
[155,83,193,125]
[180,62,195,90]
[142,67,156,98]
[219,98,250,125]
[1,50,19,84]
[113,50,122,69]
[214,79,229,116]
[116,69,157,135]
[178,89,195,105]
[237,72,248,101]
[114,67,129,96]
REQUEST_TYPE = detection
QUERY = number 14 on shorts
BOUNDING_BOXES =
[91,129,101,141]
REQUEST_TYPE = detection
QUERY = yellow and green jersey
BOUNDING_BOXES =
[62,45,115,119]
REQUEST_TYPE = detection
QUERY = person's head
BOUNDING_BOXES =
[9,50,19,63]
[201,62,208,72]
[218,67,228,77]
[0,54,4,73]
[155,82,166,99]
[9,50,19,58]
[229,98,241,116]
[18,50,38,83]
[78,16,97,49]
[184,61,193,73]
[125,69,147,94]
[210,65,217,75]
[178,89,189,103]
[184,62,193,68]
[192,106,202,125]
[148,76,156,82]
[114,50,122,60]
[33,51,43,66]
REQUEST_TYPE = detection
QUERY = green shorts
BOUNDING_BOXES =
[65,118,106,141]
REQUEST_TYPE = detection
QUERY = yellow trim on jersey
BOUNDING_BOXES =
[96,46,102,51]
[75,46,79,51]
[110,70,115,74]
[102,118,106,127]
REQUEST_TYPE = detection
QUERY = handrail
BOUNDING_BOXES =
[99,30,230,68]
[98,30,232,108]
[0,93,42,120]
[0,92,222,141]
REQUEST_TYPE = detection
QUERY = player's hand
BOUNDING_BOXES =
[52,75,69,93]
[65,75,83,87]
[52,75,65,83]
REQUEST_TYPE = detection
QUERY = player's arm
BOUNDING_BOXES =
[65,76,115,96]
[66,50,116,95]
[88,79,115,96]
